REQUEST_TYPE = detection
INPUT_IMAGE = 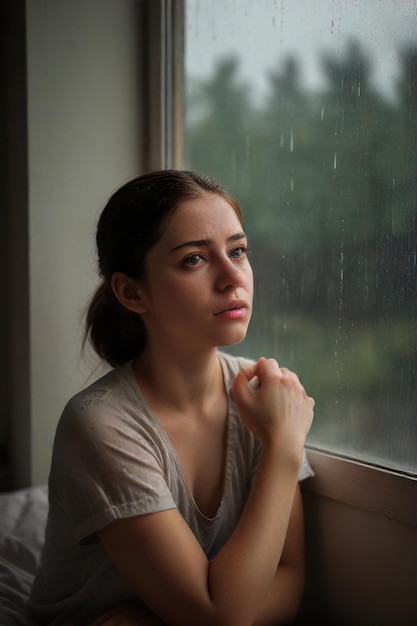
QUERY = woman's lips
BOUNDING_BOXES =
[214,305,248,319]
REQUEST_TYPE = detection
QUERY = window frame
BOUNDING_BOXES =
[144,0,184,171]
[149,0,417,523]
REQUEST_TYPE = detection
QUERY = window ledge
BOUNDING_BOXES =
[303,448,417,526]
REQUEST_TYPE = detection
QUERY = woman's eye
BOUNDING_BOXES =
[183,254,203,267]
[231,246,248,259]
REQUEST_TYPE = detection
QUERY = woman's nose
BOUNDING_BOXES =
[215,258,243,290]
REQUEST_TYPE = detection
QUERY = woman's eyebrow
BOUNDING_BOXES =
[169,231,247,254]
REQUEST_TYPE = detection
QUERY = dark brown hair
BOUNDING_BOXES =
[85,169,244,367]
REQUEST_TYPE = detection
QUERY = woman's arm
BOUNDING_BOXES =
[92,487,305,626]
[254,484,306,625]
[98,359,314,626]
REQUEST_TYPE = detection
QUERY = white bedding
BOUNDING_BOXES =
[0,485,48,626]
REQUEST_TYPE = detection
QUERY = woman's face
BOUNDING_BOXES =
[138,193,253,352]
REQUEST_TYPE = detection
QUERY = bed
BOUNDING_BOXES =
[0,484,48,625]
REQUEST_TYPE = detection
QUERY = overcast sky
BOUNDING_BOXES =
[185,0,417,103]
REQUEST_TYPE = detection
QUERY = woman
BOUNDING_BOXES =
[28,170,315,626]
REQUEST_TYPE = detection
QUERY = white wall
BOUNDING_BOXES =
[26,0,144,484]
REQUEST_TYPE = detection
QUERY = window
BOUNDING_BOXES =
[182,0,417,475]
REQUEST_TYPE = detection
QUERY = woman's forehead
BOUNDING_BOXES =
[169,194,243,235]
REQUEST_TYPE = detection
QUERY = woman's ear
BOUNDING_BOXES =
[110,272,147,314]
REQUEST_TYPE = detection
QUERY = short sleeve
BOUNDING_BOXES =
[49,387,176,544]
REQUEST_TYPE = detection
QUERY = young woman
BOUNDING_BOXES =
[28,170,315,626]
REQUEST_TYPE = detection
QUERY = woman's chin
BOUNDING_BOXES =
[217,329,249,347]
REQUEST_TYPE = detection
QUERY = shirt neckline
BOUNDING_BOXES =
[121,352,236,521]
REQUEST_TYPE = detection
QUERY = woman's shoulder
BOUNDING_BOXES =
[51,362,157,472]
[65,363,134,413]
[56,362,142,440]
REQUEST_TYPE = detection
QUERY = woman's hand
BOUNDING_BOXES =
[233,358,314,463]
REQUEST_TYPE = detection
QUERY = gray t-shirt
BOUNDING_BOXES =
[28,351,313,625]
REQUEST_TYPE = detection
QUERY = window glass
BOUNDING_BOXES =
[183,0,417,474]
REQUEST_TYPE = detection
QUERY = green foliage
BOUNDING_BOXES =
[184,40,417,472]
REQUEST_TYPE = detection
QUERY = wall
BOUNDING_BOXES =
[24,0,145,484]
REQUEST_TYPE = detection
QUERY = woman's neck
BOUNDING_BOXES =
[132,343,224,415]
